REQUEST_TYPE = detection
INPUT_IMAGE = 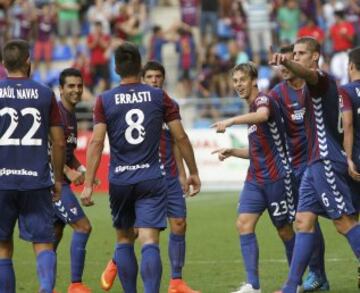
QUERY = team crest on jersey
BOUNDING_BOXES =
[70,207,78,215]
[248,124,257,134]
[291,108,305,121]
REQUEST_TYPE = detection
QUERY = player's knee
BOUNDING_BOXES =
[236,215,254,234]
[73,220,92,234]
[277,224,294,241]
[0,240,13,258]
[294,213,314,232]
[170,218,186,235]
[333,215,358,235]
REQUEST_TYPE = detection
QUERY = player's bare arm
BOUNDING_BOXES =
[50,126,66,201]
[211,107,270,133]
[212,148,249,161]
[81,123,106,206]
[269,52,318,85]
[172,141,189,193]
[168,119,201,197]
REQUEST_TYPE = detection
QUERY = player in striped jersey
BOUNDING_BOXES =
[271,37,360,293]
[212,62,298,293]
[269,45,329,291]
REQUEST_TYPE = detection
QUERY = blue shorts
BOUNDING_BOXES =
[298,160,356,219]
[238,175,297,228]
[53,184,86,225]
[109,177,167,230]
[166,176,186,218]
[0,189,54,242]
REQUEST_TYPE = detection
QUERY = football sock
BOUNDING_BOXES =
[283,235,295,266]
[345,224,360,259]
[115,243,138,293]
[70,231,90,283]
[141,244,162,293]
[36,250,56,293]
[0,258,15,293]
[308,221,326,277]
[282,232,315,292]
[240,233,260,289]
[168,233,185,279]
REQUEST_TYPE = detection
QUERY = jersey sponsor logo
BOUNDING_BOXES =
[248,124,257,135]
[114,91,152,104]
[0,168,38,176]
[255,96,269,107]
[291,108,305,121]
[356,87,360,97]
[67,133,77,144]
[114,163,150,173]
[0,87,39,100]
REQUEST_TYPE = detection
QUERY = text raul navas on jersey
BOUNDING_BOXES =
[0,86,39,100]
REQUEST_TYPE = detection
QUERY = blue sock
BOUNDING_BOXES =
[141,244,162,293]
[0,258,15,293]
[70,231,90,283]
[168,233,185,279]
[308,221,326,277]
[115,243,138,293]
[283,235,295,266]
[282,232,315,293]
[345,224,360,259]
[36,250,56,293]
[240,233,260,289]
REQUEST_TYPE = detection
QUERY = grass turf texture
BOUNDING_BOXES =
[12,192,357,292]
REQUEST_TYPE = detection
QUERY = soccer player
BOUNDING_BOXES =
[0,39,65,293]
[53,68,92,293]
[270,37,360,293]
[269,45,329,291]
[100,60,200,293]
[211,62,298,293]
[81,42,201,293]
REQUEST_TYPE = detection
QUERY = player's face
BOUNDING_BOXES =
[60,76,83,106]
[232,70,254,100]
[143,70,165,88]
[293,43,316,68]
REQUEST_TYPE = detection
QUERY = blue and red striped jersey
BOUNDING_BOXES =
[339,80,360,168]
[246,93,291,185]
[160,125,179,178]
[270,81,307,174]
[93,82,180,185]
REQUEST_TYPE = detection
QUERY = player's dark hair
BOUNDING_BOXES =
[59,68,83,87]
[295,37,320,54]
[232,62,258,80]
[349,47,360,71]
[114,41,141,78]
[142,60,165,78]
[280,44,294,54]
[2,39,30,72]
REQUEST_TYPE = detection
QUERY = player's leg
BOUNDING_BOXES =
[166,176,200,293]
[109,183,138,293]
[232,181,264,293]
[20,189,57,293]
[135,177,168,293]
[0,190,17,293]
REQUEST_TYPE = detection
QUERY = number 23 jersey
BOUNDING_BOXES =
[94,82,180,185]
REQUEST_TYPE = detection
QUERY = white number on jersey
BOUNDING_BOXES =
[0,107,42,146]
[125,109,145,145]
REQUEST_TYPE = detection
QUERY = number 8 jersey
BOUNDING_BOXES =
[94,83,180,185]
[0,77,62,190]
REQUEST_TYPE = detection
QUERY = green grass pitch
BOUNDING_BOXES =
[12,192,357,292]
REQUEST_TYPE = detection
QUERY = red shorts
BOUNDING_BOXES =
[34,40,53,61]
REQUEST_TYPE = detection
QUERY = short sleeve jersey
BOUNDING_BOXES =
[339,80,360,168]
[269,81,307,173]
[0,77,62,190]
[93,82,180,185]
[304,71,346,164]
[246,93,291,185]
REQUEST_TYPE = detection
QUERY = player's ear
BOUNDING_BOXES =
[312,52,320,63]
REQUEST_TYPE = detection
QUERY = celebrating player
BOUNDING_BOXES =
[270,37,360,293]
[81,42,201,293]
[269,45,329,291]
[53,68,92,293]
[211,62,298,293]
[100,60,200,293]
[0,39,65,293]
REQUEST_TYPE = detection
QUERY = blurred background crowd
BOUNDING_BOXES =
[0,0,358,128]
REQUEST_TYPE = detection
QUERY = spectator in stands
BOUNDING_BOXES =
[0,3,9,46]
[33,2,56,73]
[87,21,111,93]
[0,50,7,80]
[9,0,35,41]
[229,0,247,50]
[112,3,130,42]
[72,50,94,101]
[56,0,81,51]
[87,0,112,34]
[349,0,360,46]
[297,14,325,44]
[330,3,355,84]
[200,0,218,47]
[277,0,301,44]
[179,0,199,27]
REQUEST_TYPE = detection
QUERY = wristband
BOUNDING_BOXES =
[77,165,86,173]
